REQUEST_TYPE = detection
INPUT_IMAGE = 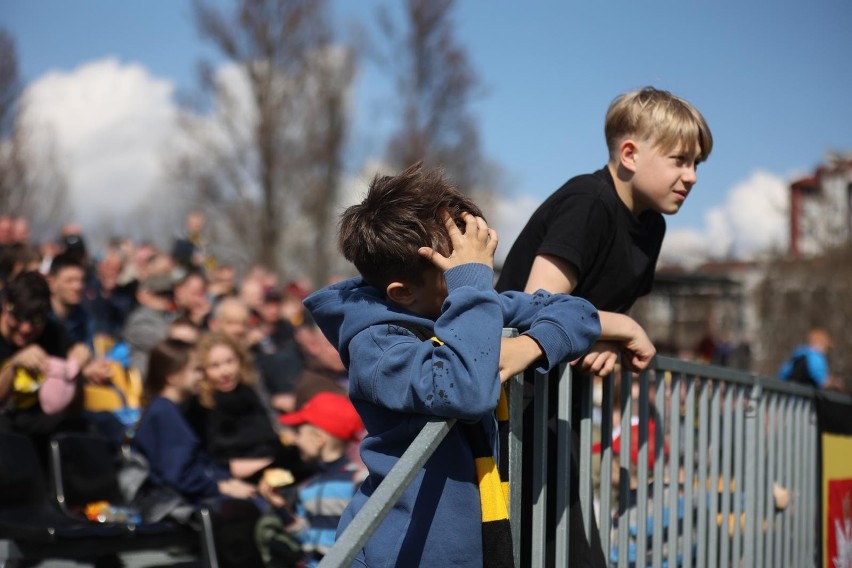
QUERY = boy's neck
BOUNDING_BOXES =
[607,162,640,216]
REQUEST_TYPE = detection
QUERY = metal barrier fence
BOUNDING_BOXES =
[559,355,832,568]
[321,347,849,567]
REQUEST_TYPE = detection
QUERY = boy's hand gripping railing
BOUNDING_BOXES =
[319,328,521,568]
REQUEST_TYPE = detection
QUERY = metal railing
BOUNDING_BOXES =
[320,341,850,567]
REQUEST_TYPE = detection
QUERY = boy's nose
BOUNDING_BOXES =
[682,165,697,185]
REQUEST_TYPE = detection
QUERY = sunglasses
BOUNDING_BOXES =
[4,303,47,328]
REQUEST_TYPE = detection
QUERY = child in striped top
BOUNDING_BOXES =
[257,392,364,568]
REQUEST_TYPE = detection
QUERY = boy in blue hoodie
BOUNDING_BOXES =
[304,162,655,567]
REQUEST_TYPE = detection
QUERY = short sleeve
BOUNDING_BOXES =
[536,194,612,280]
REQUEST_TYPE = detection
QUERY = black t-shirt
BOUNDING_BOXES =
[496,167,665,313]
[0,318,71,363]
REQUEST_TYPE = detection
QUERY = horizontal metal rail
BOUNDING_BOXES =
[320,347,849,567]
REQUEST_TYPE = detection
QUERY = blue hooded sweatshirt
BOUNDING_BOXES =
[304,262,601,567]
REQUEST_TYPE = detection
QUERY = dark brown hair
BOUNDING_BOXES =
[338,162,483,289]
[143,338,195,407]
[3,271,51,322]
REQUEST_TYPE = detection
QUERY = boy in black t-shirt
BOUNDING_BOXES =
[496,86,713,567]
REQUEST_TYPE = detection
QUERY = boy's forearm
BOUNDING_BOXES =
[597,311,642,341]
[500,335,544,382]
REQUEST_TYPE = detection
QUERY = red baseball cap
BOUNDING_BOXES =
[279,392,364,442]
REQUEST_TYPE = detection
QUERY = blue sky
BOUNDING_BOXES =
[1,0,851,262]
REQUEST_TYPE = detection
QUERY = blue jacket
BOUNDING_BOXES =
[305,263,600,567]
[132,396,230,502]
[778,345,829,388]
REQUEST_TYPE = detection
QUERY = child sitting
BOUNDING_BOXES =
[256,391,364,567]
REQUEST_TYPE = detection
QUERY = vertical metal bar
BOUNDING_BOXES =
[765,394,778,568]
[579,368,594,542]
[805,399,815,568]
[793,398,805,568]
[773,395,785,568]
[508,364,524,568]
[652,370,666,568]
[636,371,650,567]
[790,398,800,568]
[782,397,794,568]
[805,402,817,567]
[742,383,760,568]
[708,382,721,568]
[555,364,572,567]
[199,507,220,568]
[531,366,550,568]
[682,375,697,568]
[754,388,767,568]
[798,401,809,568]
[732,387,745,564]
[719,385,735,567]
[599,371,615,562]
[654,373,683,567]
[617,368,633,568]
[696,379,710,568]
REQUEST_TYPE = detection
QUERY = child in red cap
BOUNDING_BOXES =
[256,392,364,567]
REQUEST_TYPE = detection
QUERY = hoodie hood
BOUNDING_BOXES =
[305,276,431,369]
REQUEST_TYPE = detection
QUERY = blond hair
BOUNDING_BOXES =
[195,331,258,409]
[605,86,713,163]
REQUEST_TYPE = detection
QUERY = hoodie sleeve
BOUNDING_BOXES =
[499,289,601,373]
[348,264,503,422]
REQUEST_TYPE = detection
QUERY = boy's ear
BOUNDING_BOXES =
[386,281,416,307]
[618,139,639,173]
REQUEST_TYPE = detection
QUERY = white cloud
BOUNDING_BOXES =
[21,58,179,230]
[17,57,790,273]
[490,193,540,265]
[661,170,788,266]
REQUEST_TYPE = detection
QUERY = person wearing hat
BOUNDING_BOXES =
[121,272,178,378]
[256,392,364,568]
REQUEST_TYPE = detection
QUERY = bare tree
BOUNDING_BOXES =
[377,0,488,194]
[0,29,19,141]
[294,46,355,285]
[171,0,354,280]
[0,29,70,234]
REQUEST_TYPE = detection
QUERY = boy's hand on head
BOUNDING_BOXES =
[499,336,543,383]
[418,211,498,272]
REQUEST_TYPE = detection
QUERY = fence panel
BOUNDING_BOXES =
[320,348,841,568]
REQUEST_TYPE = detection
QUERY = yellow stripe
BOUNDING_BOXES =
[475,457,509,522]
[502,481,510,508]
[496,387,509,422]
[429,336,444,346]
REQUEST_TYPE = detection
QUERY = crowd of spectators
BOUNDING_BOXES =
[0,211,358,566]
